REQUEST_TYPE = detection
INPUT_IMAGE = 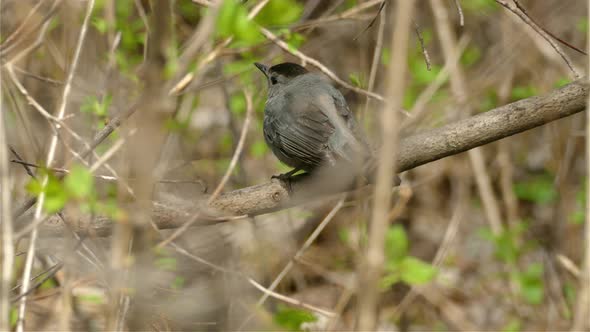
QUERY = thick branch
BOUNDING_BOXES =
[212,79,588,215]
[34,79,587,237]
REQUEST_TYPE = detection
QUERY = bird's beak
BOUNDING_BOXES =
[254,62,268,77]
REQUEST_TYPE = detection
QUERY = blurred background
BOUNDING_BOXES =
[1,0,588,331]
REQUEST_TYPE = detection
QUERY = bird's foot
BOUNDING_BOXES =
[271,168,300,182]
[271,168,303,192]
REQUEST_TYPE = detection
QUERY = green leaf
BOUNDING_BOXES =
[399,256,437,285]
[171,276,185,290]
[380,272,401,289]
[502,319,522,332]
[517,263,544,305]
[554,77,570,88]
[348,73,363,88]
[461,0,498,13]
[10,307,18,328]
[250,140,268,158]
[65,165,94,199]
[81,95,112,117]
[77,293,105,304]
[510,85,537,101]
[39,277,57,290]
[384,225,408,262]
[254,0,303,27]
[234,11,261,44]
[217,0,261,45]
[217,0,239,37]
[577,17,588,34]
[155,257,177,271]
[338,227,350,245]
[460,45,482,67]
[92,17,108,34]
[514,174,557,204]
[273,304,316,331]
[230,92,246,115]
[27,172,69,213]
[381,47,391,66]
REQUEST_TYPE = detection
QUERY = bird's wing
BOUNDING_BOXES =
[269,101,335,169]
[328,86,370,149]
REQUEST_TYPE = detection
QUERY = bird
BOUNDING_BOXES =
[254,62,370,182]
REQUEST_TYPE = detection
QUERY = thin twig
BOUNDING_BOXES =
[259,27,402,109]
[356,1,415,330]
[352,0,386,41]
[511,0,586,55]
[453,0,464,26]
[430,0,504,235]
[494,0,581,78]
[413,21,432,71]
[171,242,336,320]
[571,4,590,328]
[15,1,94,330]
[156,91,253,248]
[0,77,15,332]
[236,196,345,329]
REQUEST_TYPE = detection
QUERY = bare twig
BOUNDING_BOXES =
[0,78,15,332]
[494,0,581,78]
[257,196,345,305]
[362,4,386,118]
[259,26,399,107]
[571,6,590,328]
[157,91,253,248]
[15,1,95,331]
[356,1,415,330]
[453,0,464,26]
[430,0,504,235]
[352,0,386,41]
[247,277,336,318]
[413,21,432,71]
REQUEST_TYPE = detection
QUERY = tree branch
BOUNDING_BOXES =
[29,78,588,237]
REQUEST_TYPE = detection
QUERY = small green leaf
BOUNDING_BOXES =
[10,307,18,328]
[217,0,239,38]
[399,256,437,285]
[65,165,94,199]
[514,174,557,204]
[502,319,522,332]
[155,257,177,271]
[381,47,391,66]
[250,140,268,158]
[77,293,105,304]
[338,227,350,245]
[39,277,57,290]
[230,92,246,115]
[460,46,481,66]
[554,77,570,88]
[273,304,316,331]
[577,17,588,34]
[171,276,185,290]
[348,73,363,88]
[517,263,544,305]
[254,0,303,27]
[384,225,408,262]
[510,85,537,101]
[27,172,69,213]
[380,272,401,289]
[92,17,108,34]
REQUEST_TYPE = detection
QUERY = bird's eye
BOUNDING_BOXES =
[270,76,278,85]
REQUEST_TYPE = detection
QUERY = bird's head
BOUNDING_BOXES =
[254,62,308,94]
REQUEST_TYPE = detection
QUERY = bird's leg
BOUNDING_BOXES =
[271,168,302,182]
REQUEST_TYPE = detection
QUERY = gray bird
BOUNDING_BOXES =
[254,62,370,181]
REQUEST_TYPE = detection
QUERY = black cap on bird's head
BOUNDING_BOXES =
[254,62,308,87]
